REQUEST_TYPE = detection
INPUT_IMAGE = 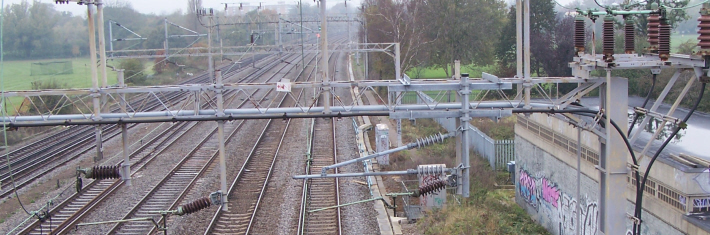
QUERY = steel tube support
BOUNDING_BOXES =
[516,0,522,79]
[395,43,402,146]
[299,0,304,73]
[215,70,228,211]
[576,126,581,234]
[454,61,462,195]
[321,0,330,114]
[97,0,108,89]
[109,20,114,53]
[88,3,103,162]
[208,16,214,83]
[294,169,456,179]
[164,18,169,58]
[629,69,680,144]
[600,70,627,234]
[523,0,531,109]
[460,73,471,198]
[118,69,131,186]
[322,132,455,173]
[638,76,695,161]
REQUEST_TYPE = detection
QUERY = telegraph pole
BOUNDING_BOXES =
[87,2,103,162]
[321,0,330,114]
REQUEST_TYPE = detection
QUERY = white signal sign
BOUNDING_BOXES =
[277,79,291,92]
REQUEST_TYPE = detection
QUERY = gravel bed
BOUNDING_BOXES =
[165,71,288,234]
[248,117,308,234]
[74,121,216,234]
[0,121,168,235]
[0,57,276,234]
[334,52,380,235]
[167,118,270,235]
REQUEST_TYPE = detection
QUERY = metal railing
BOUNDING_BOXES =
[416,92,515,169]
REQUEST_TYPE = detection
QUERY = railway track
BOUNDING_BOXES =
[204,40,346,235]
[107,51,317,235]
[10,37,348,234]
[298,50,342,234]
[0,54,272,200]
[14,54,281,235]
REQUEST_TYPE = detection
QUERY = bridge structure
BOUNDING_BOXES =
[5,1,709,235]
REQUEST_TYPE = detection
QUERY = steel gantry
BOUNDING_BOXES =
[34,2,710,234]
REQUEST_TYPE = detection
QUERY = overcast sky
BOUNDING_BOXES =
[1,0,364,16]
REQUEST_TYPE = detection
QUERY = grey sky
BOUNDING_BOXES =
[2,0,361,16]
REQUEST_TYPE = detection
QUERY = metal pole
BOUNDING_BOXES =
[454,60,462,195]
[215,70,228,211]
[118,69,131,186]
[88,3,103,162]
[523,0,531,109]
[516,0,522,79]
[516,0,523,100]
[194,91,200,115]
[601,70,627,234]
[576,126,581,235]
[395,43,402,146]
[364,21,368,80]
[217,16,223,62]
[164,18,169,58]
[461,73,471,198]
[321,0,330,114]
[277,14,281,49]
[109,20,114,53]
[97,0,108,89]
[208,16,214,83]
[300,0,304,73]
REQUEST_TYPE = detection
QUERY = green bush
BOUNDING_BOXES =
[120,59,147,85]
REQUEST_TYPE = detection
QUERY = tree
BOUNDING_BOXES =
[632,0,690,36]
[361,0,436,79]
[496,6,518,77]
[496,0,558,77]
[187,0,203,32]
[533,15,575,77]
[120,59,147,85]
[28,80,73,115]
[424,0,507,77]
[3,1,59,59]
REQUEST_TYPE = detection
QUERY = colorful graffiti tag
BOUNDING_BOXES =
[518,167,599,235]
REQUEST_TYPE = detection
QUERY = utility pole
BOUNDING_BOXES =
[97,0,108,89]
[300,0,305,73]
[208,11,214,82]
[320,0,330,114]
[164,18,169,58]
[118,69,131,186]
[87,2,103,162]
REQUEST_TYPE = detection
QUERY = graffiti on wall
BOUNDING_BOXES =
[694,168,710,193]
[518,167,599,235]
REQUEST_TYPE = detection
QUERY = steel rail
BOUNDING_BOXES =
[13,54,274,234]
[111,50,312,235]
[300,47,342,235]
[0,54,273,200]
[203,38,347,235]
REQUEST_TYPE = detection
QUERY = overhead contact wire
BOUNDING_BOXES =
[0,0,32,217]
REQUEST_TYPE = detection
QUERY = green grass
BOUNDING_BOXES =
[1,58,121,91]
[406,64,497,79]
[671,33,698,53]
[0,58,160,114]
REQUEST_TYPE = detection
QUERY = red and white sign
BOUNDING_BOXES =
[276,79,291,92]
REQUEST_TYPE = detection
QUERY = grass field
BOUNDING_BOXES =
[0,58,160,114]
[406,64,497,79]
[0,58,123,91]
